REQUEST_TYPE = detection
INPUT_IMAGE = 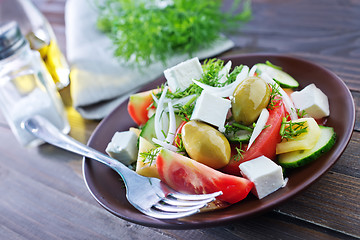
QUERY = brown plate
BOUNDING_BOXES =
[83,54,355,229]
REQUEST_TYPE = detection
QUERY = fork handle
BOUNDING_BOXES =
[22,115,138,180]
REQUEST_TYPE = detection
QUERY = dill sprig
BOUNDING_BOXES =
[224,122,253,142]
[175,133,187,153]
[268,83,282,110]
[200,59,226,87]
[174,99,196,121]
[199,59,245,87]
[225,122,253,134]
[231,143,245,161]
[96,0,252,66]
[280,117,308,140]
[139,148,161,166]
[166,83,202,99]
[296,109,307,118]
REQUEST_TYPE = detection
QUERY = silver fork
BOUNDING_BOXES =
[22,115,222,219]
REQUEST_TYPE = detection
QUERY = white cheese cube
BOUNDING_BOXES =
[190,90,231,130]
[164,57,203,92]
[106,131,138,165]
[291,84,330,119]
[239,156,284,199]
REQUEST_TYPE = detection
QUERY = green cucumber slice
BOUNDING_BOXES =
[139,115,157,144]
[278,126,336,168]
[226,129,252,143]
[139,114,183,144]
[256,63,299,88]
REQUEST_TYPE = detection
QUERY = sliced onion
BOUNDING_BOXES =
[247,108,269,150]
[218,60,232,84]
[260,73,298,120]
[170,94,197,107]
[192,65,249,98]
[165,101,176,144]
[249,65,257,77]
[154,86,168,141]
[152,138,179,152]
[151,92,159,105]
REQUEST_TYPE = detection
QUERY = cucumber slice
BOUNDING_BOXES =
[226,129,252,143]
[278,126,336,168]
[139,115,157,144]
[139,114,183,144]
[256,63,299,88]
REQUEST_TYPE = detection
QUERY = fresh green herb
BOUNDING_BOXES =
[174,101,195,121]
[199,59,226,87]
[263,124,271,130]
[231,143,245,161]
[268,83,282,110]
[280,117,308,140]
[96,0,252,66]
[224,122,253,142]
[225,65,244,85]
[198,59,245,87]
[166,83,202,99]
[175,133,187,153]
[296,109,307,118]
[139,148,161,165]
[225,122,253,134]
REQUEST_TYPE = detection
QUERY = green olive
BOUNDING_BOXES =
[181,121,231,169]
[232,76,271,125]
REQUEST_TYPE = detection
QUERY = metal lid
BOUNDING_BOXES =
[0,21,27,60]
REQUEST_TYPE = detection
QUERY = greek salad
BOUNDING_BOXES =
[105,57,336,209]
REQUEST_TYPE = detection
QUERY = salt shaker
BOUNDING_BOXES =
[0,0,70,89]
[0,22,70,147]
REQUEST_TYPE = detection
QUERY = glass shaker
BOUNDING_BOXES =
[0,22,70,147]
[0,0,70,89]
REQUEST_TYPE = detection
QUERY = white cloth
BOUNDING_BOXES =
[65,0,235,119]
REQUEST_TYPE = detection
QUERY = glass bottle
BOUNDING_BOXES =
[0,0,70,89]
[0,22,70,147]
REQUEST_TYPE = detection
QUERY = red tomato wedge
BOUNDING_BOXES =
[173,121,186,148]
[156,148,253,204]
[127,89,159,126]
[221,102,286,176]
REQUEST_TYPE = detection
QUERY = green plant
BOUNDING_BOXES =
[96,0,252,66]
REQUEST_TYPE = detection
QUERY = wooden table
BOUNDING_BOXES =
[0,0,359,239]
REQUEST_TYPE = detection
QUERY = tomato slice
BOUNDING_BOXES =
[220,102,286,176]
[173,120,187,148]
[127,89,158,126]
[156,148,253,204]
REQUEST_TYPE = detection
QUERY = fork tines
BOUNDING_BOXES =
[148,191,223,219]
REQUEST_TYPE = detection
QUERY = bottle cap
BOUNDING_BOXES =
[0,21,27,60]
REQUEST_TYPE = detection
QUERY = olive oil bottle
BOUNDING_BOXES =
[0,0,70,89]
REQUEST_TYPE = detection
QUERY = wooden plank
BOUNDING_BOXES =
[161,211,355,240]
[330,129,360,177]
[226,0,360,90]
[272,132,360,237]
[352,91,360,131]
[0,125,358,238]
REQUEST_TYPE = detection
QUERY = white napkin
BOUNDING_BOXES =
[65,0,235,119]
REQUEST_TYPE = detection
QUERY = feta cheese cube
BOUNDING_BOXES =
[164,57,203,92]
[106,131,138,165]
[291,84,330,119]
[239,156,284,199]
[190,90,231,131]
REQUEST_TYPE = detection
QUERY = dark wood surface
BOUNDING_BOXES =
[0,0,359,239]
